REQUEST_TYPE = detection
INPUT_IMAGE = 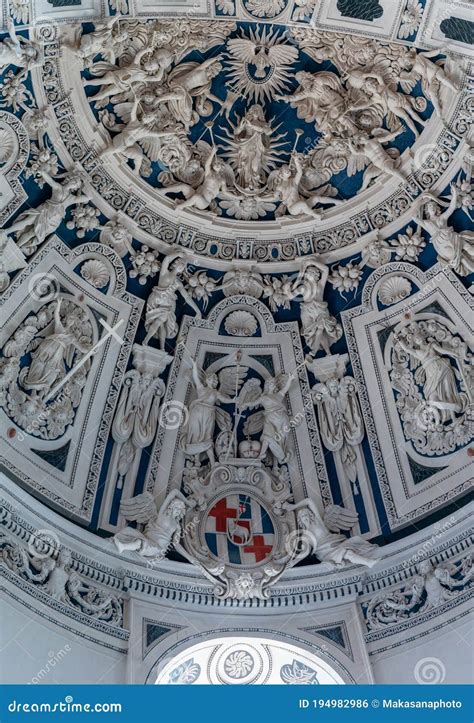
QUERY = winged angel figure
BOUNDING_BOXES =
[162,146,235,212]
[240,373,297,467]
[398,48,459,122]
[181,359,249,466]
[267,153,342,219]
[343,128,407,191]
[276,71,347,133]
[114,489,195,559]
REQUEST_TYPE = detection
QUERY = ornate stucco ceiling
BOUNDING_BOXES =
[0,0,472,603]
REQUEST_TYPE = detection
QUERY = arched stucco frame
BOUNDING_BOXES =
[144,628,356,684]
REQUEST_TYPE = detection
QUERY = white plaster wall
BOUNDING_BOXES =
[0,594,126,685]
[370,616,473,684]
[1,589,472,684]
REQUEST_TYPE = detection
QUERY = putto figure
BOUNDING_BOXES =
[0,20,43,74]
[162,147,234,212]
[400,48,459,120]
[268,154,342,220]
[100,94,182,174]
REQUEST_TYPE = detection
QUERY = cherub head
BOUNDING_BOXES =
[399,48,417,70]
[327,378,339,396]
[302,264,321,283]
[58,548,72,567]
[279,164,292,180]
[295,70,313,89]
[246,104,265,122]
[212,157,224,172]
[23,45,39,61]
[365,78,379,94]
[154,48,173,69]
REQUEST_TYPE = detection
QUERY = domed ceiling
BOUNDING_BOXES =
[0,0,472,601]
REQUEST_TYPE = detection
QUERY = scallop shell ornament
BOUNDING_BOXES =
[80,259,110,288]
[378,276,412,306]
[224,310,258,337]
[0,128,16,166]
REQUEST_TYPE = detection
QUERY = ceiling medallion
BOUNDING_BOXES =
[26,14,465,263]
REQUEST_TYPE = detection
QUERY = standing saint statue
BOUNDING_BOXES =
[181,360,247,467]
[227,105,273,191]
[241,373,297,468]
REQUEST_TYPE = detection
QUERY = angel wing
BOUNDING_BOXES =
[313,70,343,93]
[399,71,420,94]
[226,37,257,63]
[243,411,264,437]
[238,378,262,407]
[323,504,359,533]
[219,161,236,187]
[215,406,232,432]
[119,491,157,523]
[118,21,151,66]
[274,372,291,393]
[346,149,368,177]
[267,43,299,67]
[218,365,249,397]
[139,136,166,163]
